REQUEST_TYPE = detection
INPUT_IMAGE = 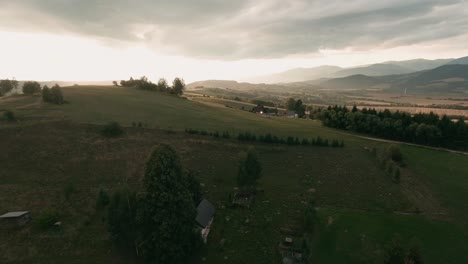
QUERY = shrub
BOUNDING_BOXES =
[3,110,15,122]
[42,84,64,104]
[96,188,110,209]
[387,145,403,163]
[101,122,124,137]
[36,209,60,230]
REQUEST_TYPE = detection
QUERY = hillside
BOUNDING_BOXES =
[382,59,452,71]
[246,66,343,84]
[1,86,468,263]
[332,63,412,78]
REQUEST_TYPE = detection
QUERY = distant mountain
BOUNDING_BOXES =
[332,63,412,78]
[319,74,385,90]
[381,59,453,71]
[245,58,456,84]
[245,66,342,84]
[394,64,468,91]
[317,64,468,93]
[446,56,468,65]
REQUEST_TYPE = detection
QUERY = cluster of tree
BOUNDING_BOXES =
[251,104,278,114]
[251,99,275,107]
[0,79,19,96]
[315,105,468,150]
[384,234,423,264]
[42,84,64,104]
[184,128,345,148]
[117,76,185,95]
[286,98,306,118]
[185,128,231,139]
[237,131,344,148]
[106,144,203,263]
[22,81,41,95]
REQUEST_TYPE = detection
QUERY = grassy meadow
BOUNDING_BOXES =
[0,85,467,263]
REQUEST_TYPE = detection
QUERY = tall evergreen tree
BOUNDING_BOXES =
[137,144,198,264]
[237,147,262,189]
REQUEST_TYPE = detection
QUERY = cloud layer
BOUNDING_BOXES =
[1,0,467,59]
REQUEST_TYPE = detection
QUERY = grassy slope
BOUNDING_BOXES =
[1,86,467,263]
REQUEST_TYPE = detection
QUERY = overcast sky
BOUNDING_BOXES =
[1,0,467,82]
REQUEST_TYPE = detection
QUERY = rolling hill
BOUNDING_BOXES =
[245,65,343,83]
[1,85,468,263]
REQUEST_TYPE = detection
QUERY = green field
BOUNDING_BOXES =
[0,86,467,263]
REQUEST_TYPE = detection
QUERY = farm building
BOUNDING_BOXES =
[195,199,216,243]
[0,211,31,228]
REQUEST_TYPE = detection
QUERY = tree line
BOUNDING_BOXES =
[116,76,185,96]
[185,128,344,148]
[313,105,468,150]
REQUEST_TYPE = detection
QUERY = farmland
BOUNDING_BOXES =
[0,86,467,263]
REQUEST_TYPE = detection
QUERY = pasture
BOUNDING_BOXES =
[0,85,467,263]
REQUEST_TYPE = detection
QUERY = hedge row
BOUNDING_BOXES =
[185,128,344,148]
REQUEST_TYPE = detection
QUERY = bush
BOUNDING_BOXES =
[3,110,15,122]
[101,122,124,137]
[42,84,64,104]
[387,145,403,163]
[36,209,60,230]
[96,189,110,209]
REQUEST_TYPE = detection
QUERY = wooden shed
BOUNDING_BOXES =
[0,211,31,228]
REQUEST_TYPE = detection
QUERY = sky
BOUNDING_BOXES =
[0,0,468,83]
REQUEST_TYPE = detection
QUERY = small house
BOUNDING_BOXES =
[195,199,215,243]
[0,211,31,228]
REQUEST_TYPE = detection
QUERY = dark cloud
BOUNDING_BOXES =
[0,0,467,59]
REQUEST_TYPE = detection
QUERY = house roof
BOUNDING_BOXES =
[0,211,29,218]
[196,199,215,228]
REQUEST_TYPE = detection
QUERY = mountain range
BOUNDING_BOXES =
[246,57,464,84]
[189,56,468,94]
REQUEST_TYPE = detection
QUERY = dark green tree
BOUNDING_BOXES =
[384,234,405,264]
[172,77,185,95]
[3,110,16,122]
[295,99,306,118]
[137,144,198,264]
[157,78,169,92]
[237,147,262,189]
[406,239,423,264]
[0,79,14,96]
[286,98,296,111]
[185,170,203,206]
[386,145,403,163]
[42,85,50,102]
[101,122,124,137]
[22,81,41,95]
